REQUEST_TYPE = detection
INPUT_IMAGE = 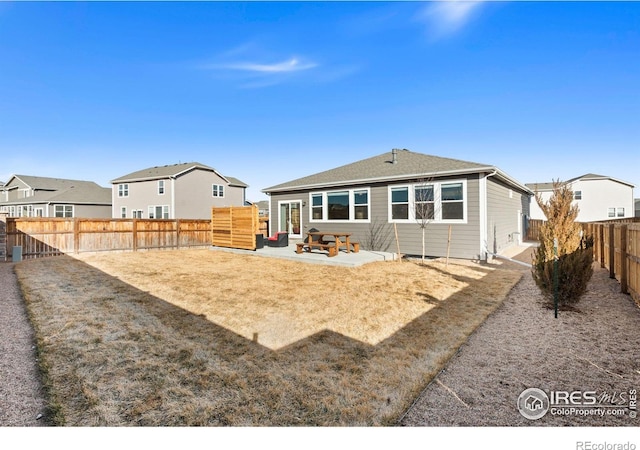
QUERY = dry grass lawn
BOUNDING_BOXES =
[16,249,522,426]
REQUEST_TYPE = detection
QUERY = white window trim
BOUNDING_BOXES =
[148,205,170,219]
[118,184,129,198]
[54,204,74,218]
[121,206,127,218]
[308,187,371,223]
[158,180,165,195]
[388,179,468,224]
[212,184,225,198]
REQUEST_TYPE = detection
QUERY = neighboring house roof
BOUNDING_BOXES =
[1,175,111,205]
[111,162,247,187]
[263,149,531,194]
[526,174,635,191]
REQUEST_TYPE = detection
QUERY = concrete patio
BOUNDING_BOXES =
[210,241,398,267]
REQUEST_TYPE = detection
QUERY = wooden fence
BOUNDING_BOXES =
[6,218,211,259]
[211,205,260,251]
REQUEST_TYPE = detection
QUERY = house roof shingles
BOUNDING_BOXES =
[111,162,248,187]
[526,173,635,191]
[2,175,111,205]
[263,149,528,193]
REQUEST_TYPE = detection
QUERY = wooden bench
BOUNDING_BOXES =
[350,242,360,253]
[296,242,338,257]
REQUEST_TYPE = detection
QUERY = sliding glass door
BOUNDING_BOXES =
[278,201,302,238]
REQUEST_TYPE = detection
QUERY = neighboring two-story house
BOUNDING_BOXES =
[111,162,248,220]
[0,175,112,218]
[527,174,635,223]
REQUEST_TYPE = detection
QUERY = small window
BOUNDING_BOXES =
[158,180,165,195]
[121,206,127,218]
[132,210,143,219]
[617,207,625,218]
[415,185,435,220]
[608,208,616,218]
[354,190,369,220]
[391,187,409,220]
[441,183,464,220]
[118,184,129,197]
[311,194,323,220]
[212,184,225,198]
[574,191,582,200]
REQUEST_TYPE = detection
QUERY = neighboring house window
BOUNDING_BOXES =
[391,187,410,220]
[608,208,616,218]
[148,205,169,219]
[309,188,371,222]
[617,207,625,218]
[54,205,73,218]
[389,180,467,223]
[121,207,127,218]
[19,189,31,199]
[158,180,165,195]
[132,210,143,219]
[212,184,225,197]
[34,208,43,217]
[118,184,129,197]
[574,191,582,200]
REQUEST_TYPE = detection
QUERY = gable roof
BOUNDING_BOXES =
[526,173,635,191]
[263,149,531,194]
[111,162,248,188]
[1,175,111,205]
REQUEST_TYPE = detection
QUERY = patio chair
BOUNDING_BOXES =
[266,232,289,247]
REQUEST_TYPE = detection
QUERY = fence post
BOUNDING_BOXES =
[132,219,138,252]
[609,225,615,279]
[599,224,605,268]
[620,225,628,294]
[176,219,181,249]
[73,218,80,254]
[0,212,7,262]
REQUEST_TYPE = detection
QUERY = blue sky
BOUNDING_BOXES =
[1,1,638,202]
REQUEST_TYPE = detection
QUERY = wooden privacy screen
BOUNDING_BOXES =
[211,205,259,251]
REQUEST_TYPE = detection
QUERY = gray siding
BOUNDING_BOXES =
[486,178,530,255]
[268,174,483,260]
[113,169,246,219]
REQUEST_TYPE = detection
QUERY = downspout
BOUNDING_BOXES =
[480,170,498,261]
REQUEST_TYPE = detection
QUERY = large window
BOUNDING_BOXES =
[309,188,371,222]
[54,205,73,218]
[118,184,129,197]
[389,180,467,223]
[148,205,170,219]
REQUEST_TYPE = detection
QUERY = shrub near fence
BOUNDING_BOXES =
[6,217,211,259]
[528,218,640,306]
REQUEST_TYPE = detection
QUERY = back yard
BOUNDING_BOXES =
[15,249,522,426]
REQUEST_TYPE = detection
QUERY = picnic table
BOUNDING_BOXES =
[295,231,359,257]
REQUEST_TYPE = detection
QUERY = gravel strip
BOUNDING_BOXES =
[400,263,640,426]
[0,262,47,426]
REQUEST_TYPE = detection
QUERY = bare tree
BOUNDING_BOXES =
[364,218,393,252]
[414,178,438,265]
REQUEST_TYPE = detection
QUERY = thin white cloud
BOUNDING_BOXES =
[221,57,318,74]
[417,1,485,40]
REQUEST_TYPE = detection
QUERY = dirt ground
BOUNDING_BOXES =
[400,254,640,426]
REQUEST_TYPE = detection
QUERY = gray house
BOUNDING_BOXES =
[0,175,112,218]
[263,149,532,260]
[111,162,248,220]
